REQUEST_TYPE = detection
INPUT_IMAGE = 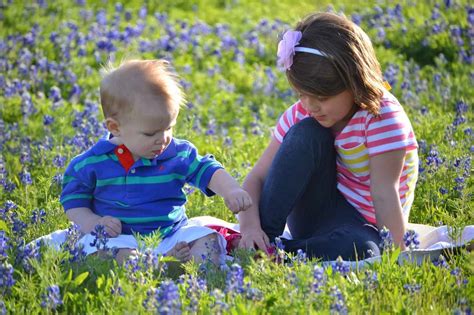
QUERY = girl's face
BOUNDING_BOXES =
[298,89,356,132]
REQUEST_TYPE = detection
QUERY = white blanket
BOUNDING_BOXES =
[36,216,473,268]
[189,216,474,267]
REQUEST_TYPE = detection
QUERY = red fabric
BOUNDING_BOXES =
[206,224,241,254]
[114,144,135,172]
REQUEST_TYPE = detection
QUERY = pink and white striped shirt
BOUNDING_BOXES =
[273,92,419,224]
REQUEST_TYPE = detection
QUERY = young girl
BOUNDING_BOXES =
[238,12,418,260]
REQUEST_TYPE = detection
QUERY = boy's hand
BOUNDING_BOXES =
[224,188,253,214]
[96,216,122,237]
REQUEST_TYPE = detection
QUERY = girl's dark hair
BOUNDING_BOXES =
[287,12,385,115]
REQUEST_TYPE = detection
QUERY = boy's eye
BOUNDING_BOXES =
[143,132,156,137]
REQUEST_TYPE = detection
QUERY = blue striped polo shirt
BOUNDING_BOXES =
[60,136,223,236]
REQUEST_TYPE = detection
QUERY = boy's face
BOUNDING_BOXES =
[109,95,179,160]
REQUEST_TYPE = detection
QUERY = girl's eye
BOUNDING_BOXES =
[143,132,155,137]
[317,96,328,102]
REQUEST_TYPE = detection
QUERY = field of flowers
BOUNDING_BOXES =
[1,0,473,313]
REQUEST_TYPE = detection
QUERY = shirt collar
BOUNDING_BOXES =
[90,132,177,162]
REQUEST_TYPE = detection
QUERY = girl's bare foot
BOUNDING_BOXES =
[166,241,191,262]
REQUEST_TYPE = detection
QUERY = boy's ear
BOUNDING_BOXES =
[105,117,121,136]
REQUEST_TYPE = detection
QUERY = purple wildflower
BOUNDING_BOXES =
[89,224,109,251]
[210,289,229,313]
[43,115,54,126]
[148,280,182,314]
[403,229,420,250]
[332,257,350,277]
[0,231,9,259]
[330,286,348,314]
[41,285,62,310]
[182,274,207,312]
[52,155,66,168]
[0,261,15,294]
[225,263,245,295]
[379,227,394,252]
[403,283,422,294]
[30,208,46,224]
[63,223,86,263]
[19,169,33,185]
[433,254,449,268]
[363,270,378,290]
[311,265,326,294]
[16,240,42,273]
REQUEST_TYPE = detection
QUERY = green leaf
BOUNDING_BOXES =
[96,276,104,289]
[73,271,89,286]
[67,268,73,282]
[0,220,8,232]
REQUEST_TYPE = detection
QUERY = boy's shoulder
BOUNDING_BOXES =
[172,137,198,151]
[68,139,115,166]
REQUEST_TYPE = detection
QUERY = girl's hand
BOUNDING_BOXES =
[238,228,271,253]
[224,188,253,213]
[96,216,122,237]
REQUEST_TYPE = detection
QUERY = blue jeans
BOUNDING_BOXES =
[259,118,381,260]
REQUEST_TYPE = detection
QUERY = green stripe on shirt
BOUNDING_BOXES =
[74,155,112,172]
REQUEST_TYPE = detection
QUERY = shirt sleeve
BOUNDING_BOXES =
[272,101,308,143]
[365,100,418,157]
[185,143,223,196]
[60,157,94,211]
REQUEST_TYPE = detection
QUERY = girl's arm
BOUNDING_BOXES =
[239,137,281,252]
[370,149,407,250]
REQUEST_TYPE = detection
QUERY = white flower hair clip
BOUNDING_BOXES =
[277,30,330,71]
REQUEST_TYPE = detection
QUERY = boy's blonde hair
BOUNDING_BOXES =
[287,12,385,115]
[100,59,185,120]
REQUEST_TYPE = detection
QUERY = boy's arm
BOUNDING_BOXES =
[207,169,252,214]
[66,207,122,237]
[370,149,407,250]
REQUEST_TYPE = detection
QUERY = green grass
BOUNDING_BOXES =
[0,0,473,313]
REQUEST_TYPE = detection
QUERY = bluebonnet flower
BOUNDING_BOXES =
[439,187,448,195]
[43,115,54,126]
[0,300,6,315]
[403,283,422,294]
[41,285,62,310]
[182,275,207,312]
[110,279,125,296]
[19,169,33,185]
[0,261,15,294]
[363,270,378,290]
[225,263,245,295]
[124,255,141,283]
[330,286,348,314]
[89,224,109,251]
[295,249,307,264]
[141,248,160,272]
[379,227,394,252]
[332,257,350,277]
[16,240,42,273]
[210,289,229,313]
[30,208,46,224]
[63,223,86,263]
[433,254,449,268]
[0,231,9,259]
[311,265,326,294]
[403,229,420,250]
[52,155,66,168]
[145,281,182,314]
[10,212,27,237]
[49,86,62,102]
[52,173,63,186]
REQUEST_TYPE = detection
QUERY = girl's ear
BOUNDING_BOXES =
[105,117,121,136]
